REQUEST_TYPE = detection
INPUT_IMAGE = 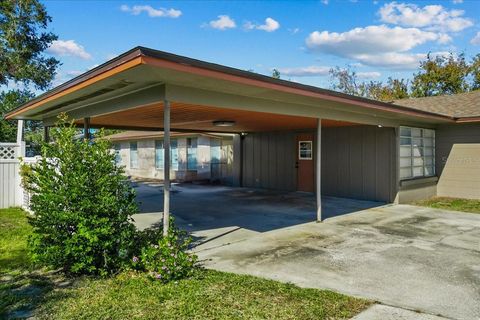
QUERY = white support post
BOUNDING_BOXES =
[316,118,322,222]
[16,120,24,144]
[163,100,171,236]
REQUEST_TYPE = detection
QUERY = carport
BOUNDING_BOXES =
[6,47,453,235]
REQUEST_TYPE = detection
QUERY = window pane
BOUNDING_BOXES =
[424,157,433,166]
[399,126,435,181]
[400,157,411,167]
[413,157,425,166]
[423,129,434,138]
[171,139,179,170]
[130,142,138,168]
[400,146,411,157]
[187,138,197,170]
[413,166,424,177]
[155,140,164,169]
[423,147,433,156]
[413,138,423,147]
[400,127,411,137]
[423,138,434,147]
[412,128,422,137]
[400,137,411,146]
[114,144,121,164]
[299,141,313,159]
[400,168,412,179]
[425,166,435,176]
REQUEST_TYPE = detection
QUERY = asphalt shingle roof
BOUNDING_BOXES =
[393,90,480,118]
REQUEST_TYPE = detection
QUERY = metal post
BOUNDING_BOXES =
[43,126,49,143]
[84,117,91,140]
[316,118,322,222]
[163,100,171,236]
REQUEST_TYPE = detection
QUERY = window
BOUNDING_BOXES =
[187,138,197,170]
[155,139,179,170]
[298,141,313,160]
[114,144,122,165]
[399,126,435,180]
[155,140,164,169]
[130,142,138,168]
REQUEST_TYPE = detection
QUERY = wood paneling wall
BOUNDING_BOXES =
[241,126,397,202]
[322,126,397,202]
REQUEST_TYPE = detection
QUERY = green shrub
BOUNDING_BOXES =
[134,220,197,283]
[21,115,138,276]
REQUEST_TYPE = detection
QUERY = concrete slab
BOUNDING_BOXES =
[353,304,450,320]
[133,182,480,320]
[199,205,480,320]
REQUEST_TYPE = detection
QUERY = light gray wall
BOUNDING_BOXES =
[241,126,397,202]
[113,136,233,182]
[435,123,480,199]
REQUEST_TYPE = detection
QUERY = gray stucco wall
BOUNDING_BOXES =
[435,123,480,199]
[241,125,397,202]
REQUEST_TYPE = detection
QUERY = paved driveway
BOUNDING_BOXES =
[198,205,480,320]
[132,182,480,320]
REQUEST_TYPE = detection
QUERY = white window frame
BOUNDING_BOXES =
[399,126,435,180]
[298,140,313,160]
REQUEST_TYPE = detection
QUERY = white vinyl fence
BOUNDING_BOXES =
[0,142,24,208]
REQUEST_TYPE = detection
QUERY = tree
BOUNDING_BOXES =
[272,68,281,79]
[0,90,33,141]
[0,0,59,142]
[329,67,409,102]
[21,115,139,275]
[411,53,471,97]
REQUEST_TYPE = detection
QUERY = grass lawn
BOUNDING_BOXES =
[414,197,480,214]
[0,208,371,320]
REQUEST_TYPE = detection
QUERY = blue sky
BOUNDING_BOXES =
[41,0,480,90]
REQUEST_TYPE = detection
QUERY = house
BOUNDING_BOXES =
[5,46,480,221]
[105,131,234,183]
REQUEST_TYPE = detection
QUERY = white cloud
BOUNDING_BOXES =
[452,0,463,4]
[357,71,382,79]
[47,40,92,60]
[306,25,440,55]
[321,0,329,4]
[471,32,480,45]
[208,15,236,30]
[305,25,452,69]
[120,4,181,18]
[277,66,330,77]
[245,17,280,32]
[378,2,473,32]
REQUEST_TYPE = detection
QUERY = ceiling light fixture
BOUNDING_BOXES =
[213,120,236,127]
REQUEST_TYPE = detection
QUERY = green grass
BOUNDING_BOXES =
[414,197,480,214]
[1,208,371,320]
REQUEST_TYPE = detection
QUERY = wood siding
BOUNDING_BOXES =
[242,131,297,190]
[436,123,480,199]
[241,126,397,202]
[322,126,397,202]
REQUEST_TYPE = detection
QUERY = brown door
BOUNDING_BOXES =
[296,133,314,192]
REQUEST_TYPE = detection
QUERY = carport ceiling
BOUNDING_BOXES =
[77,101,357,133]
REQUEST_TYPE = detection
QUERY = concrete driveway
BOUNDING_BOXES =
[133,182,480,320]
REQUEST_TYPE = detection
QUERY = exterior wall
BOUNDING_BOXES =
[113,135,233,182]
[435,124,480,200]
[241,126,397,202]
[395,177,438,203]
[241,131,297,190]
[322,125,397,202]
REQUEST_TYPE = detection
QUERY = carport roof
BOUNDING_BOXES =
[4,46,472,125]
